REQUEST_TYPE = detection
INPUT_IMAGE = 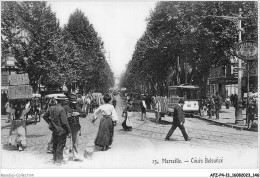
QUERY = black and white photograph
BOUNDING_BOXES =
[1,1,258,177]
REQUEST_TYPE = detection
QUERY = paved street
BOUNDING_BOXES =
[1,96,258,169]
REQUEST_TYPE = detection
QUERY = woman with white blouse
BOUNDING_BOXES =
[92,94,118,151]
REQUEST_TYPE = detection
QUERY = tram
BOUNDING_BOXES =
[168,84,200,116]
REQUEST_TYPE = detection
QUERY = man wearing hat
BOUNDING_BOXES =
[165,99,191,141]
[43,96,71,165]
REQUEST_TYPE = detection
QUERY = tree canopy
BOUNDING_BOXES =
[120,1,257,96]
[1,2,114,94]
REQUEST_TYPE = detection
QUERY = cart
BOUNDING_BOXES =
[25,94,42,124]
[25,104,41,124]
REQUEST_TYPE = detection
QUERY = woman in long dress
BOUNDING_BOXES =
[122,101,133,131]
[92,94,118,151]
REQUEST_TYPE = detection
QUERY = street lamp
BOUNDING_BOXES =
[236,8,244,125]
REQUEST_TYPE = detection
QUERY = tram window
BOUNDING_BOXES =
[186,92,190,99]
[177,90,182,97]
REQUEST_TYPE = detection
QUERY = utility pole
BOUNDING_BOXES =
[246,62,250,128]
[215,8,244,125]
[185,46,188,84]
[235,8,244,125]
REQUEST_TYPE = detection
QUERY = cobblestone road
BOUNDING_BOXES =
[1,96,258,169]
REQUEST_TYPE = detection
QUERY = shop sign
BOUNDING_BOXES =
[9,73,30,86]
[236,41,258,61]
[1,71,9,86]
[5,54,16,67]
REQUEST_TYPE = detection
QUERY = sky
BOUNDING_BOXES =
[48,1,156,76]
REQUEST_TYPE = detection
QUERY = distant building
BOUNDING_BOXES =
[207,56,258,99]
[1,20,29,93]
[114,75,120,90]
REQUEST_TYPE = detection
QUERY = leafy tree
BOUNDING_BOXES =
[7,1,61,92]
[120,1,257,97]
[64,9,114,93]
[2,2,115,94]
[1,1,21,66]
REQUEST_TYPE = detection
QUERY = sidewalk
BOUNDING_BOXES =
[198,107,258,132]
[144,106,258,132]
[123,97,258,132]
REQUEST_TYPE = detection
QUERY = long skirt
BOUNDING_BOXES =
[94,116,114,147]
[122,112,133,131]
[9,120,27,149]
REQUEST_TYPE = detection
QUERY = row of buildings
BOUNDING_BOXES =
[208,56,258,99]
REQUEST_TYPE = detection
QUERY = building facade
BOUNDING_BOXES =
[207,56,258,99]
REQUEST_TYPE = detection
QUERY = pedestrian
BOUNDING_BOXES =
[86,95,92,114]
[154,96,162,123]
[207,96,215,119]
[122,101,133,131]
[92,94,118,151]
[214,92,222,119]
[2,91,8,115]
[140,95,147,121]
[44,98,57,154]
[233,94,239,119]
[77,95,84,109]
[8,101,28,151]
[202,99,208,117]
[112,95,117,108]
[248,96,256,127]
[150,96,156,111]
[225,97,231,109]
[145,95,151,110]
[82,94,88,116]
[165,99,191,141]
[126,95,130,103]
[5,101,11,123]
[43,97,71,165]
[63,100,82,161]
[90,96,98,113]
[230,94,234,105]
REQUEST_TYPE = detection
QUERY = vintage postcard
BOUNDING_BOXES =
[1,1,258,177]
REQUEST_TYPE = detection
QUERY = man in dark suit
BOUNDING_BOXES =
[165,99,191,141]
[214,92,222,120]
[43,97,71,165]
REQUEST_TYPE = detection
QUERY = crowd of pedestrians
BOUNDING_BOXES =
[200,92,222,119]
[4,90,257,165]
[41,92,118,165]
[200,92,257,127]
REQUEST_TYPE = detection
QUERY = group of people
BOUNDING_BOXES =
[42,93,118,165]
[124,94,190,142]
[76,92,117,116]
[200,92,222,119]
[5,91,192,164]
